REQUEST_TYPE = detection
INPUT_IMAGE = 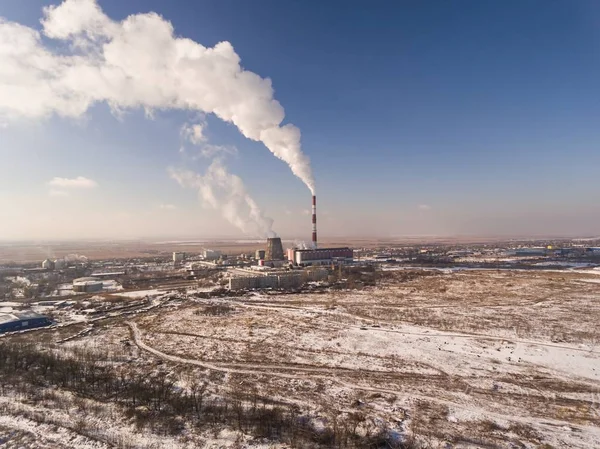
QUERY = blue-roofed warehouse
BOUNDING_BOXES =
[0,311,52,333]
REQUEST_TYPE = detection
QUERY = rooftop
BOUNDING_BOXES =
[0,310,47,325]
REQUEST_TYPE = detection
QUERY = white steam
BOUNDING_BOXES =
[176,120,276,237]
[0,0,315,193]
[169,160,276,238]
[63,253,88,263]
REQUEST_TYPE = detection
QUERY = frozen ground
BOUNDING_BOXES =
[117,289,161,298]
[2,268,600,448]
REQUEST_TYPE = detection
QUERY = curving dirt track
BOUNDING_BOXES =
[127,320,600,444]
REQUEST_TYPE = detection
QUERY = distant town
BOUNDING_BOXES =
[2,237,599,334]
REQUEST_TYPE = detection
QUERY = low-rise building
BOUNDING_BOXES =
[73,277,104,293]
[0,311,52,333]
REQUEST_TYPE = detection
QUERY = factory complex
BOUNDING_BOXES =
[256,237,354,268]
[225,194,354,289]
[255,195,354,267]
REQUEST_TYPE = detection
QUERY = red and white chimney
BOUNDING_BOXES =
[312,195,317,248]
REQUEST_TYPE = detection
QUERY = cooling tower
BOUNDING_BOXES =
[265,237,284,261]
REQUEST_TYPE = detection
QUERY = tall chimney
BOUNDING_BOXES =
[312,195,317,248]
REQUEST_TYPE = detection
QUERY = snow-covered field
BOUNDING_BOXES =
[2,268,600,448]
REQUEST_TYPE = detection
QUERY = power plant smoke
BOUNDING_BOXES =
[169,161,276,238]
[64,253,88,263]
[174,118,276,237]
[0,0,315,194]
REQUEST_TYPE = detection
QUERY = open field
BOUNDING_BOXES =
[2,267,600,447]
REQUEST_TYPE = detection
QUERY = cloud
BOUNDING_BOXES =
[48,176,98,189]
[418,204,431,211]
[48,189,69,197]
[200,144,237,159]
[179,120,237,159]
[181,122,206,145]
[180,142,237,160]
[159,203,176,210]
[0,0,315,193]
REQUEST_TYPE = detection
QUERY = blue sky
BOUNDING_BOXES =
[1,0,599,240]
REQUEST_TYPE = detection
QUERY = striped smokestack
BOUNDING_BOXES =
[312,195,317,248]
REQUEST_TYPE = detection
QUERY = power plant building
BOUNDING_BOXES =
[289,247,354,266]
[251,194,353,268]
[265,237,284,261]
[276,194,353,266]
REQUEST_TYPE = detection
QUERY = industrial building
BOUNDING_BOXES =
[289,247,354,266]
[290,194,353,265]
[265,237,284,261]
[258,259,289,268]
[203,249,221,260]
[515,248,547,256]
[73,277,104,293]
[42,258,64,270]
[91,271,126,278]
[251,194,354,268]
[0,311,52,333]
[172,252,185,263]
[255,249,266,260]
[229,268,328,290]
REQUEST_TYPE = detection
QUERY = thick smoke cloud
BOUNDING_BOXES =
[169,161,276,238]
[0,0,315,193]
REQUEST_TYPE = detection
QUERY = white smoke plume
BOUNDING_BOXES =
[293,240,311,250]
[0,0,315,193]
[169,161,276,238]
[177,119,273,237]
[63,253,88,263]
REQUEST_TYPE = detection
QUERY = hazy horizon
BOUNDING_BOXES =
[1,232,599,245]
